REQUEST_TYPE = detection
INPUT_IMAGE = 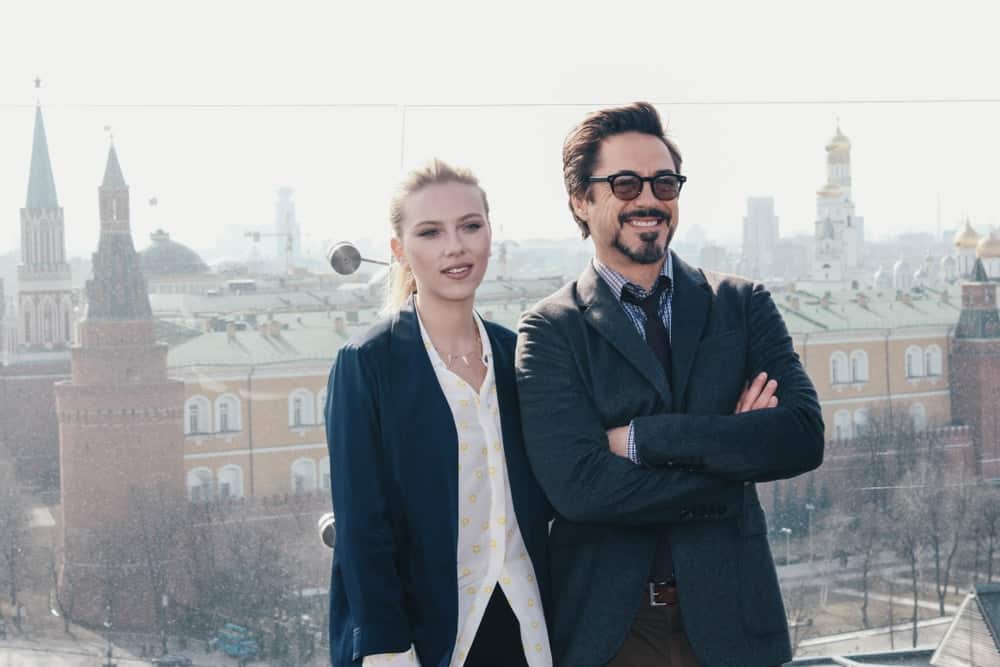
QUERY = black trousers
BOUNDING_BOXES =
[464,587,529,667]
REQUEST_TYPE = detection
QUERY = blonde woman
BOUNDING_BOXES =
[325,160,553,667]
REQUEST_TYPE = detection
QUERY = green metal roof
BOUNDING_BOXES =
[102,144,126,188]
[25,106,59,209]
[778,288,962,335]
[167,327,345,368]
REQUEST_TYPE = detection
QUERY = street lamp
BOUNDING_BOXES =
[780,527,793,566]
[805,503,816,565]
[103,604,116,667]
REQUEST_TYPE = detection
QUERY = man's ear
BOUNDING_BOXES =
[571,194,589,223]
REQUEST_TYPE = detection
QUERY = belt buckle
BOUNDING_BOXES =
[648,581,671,607]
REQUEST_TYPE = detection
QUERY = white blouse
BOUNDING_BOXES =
[364,313,552,667]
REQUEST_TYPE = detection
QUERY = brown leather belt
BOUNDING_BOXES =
[646,580,678,607]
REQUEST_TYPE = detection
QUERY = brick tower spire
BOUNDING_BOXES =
[949,258,1000,480]
[55,141,187,628]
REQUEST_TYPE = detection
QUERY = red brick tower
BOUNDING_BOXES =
[949,259,1000,480]
[54,142,187,628]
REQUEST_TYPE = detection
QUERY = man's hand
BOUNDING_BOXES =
[734,372,779,414]
[606,372,779,460]
[607,426,630,458]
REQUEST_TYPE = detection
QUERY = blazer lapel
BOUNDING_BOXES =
[390,298,459,550]
[486,323,535,524]
[669,252,712,409]
[577,263,673,407]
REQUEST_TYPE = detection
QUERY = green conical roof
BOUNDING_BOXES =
[102,143,126,188]
[25,106,59,208]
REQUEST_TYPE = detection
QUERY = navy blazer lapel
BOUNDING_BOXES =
[390,298,459,550]
[577,262,673,407]
[669,252,712,409]
[486,323,535,525]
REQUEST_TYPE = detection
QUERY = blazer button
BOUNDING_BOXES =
[744,481,751,487]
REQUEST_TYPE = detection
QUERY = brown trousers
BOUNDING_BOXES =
[605,590,701,667]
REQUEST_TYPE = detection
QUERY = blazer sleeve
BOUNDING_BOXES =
[516,311,743,526]
[632,283,825,482]
[326,344,412,658]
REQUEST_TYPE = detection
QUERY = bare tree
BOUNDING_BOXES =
[783,583,818,654]
[0,468,30,629]
[126,483,188,652]
[846,406,898,628]
[890,466,929,649]
[46,538,76,635]
[185,501,292,628]
[971,483,1000,583]
[924,472,970,616]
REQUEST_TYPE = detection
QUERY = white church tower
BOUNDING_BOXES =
[274,187,302,274]
[17,98,75,350]
[812,124,865,283]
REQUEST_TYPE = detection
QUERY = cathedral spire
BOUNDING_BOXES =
[86,140,151,321]
[102,142,126,189]
[25,104,59,209]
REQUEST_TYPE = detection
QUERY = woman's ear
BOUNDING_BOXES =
[390,237,405,265]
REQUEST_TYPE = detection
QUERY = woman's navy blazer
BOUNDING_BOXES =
[325,299,552,666]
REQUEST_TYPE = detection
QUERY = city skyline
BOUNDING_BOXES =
[3,1,1000,263]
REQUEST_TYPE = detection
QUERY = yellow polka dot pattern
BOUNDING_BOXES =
[408,310,551,667]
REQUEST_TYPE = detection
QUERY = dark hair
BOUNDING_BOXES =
[562,102,682,238]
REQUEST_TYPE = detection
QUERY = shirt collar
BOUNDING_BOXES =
[415,308,492,371]
[592,251,674,304]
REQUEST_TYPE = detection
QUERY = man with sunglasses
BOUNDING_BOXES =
[515,102,824,666]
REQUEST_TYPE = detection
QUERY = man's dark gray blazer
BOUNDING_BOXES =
[515,252,824,667]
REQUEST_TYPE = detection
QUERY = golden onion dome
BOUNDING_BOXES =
[976,229,1000,258]
[816,182,842,198]
[953,219,982,249]
[826,126,851,151]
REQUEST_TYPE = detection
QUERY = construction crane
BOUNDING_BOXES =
[245,230,295,275]
[493,239,519,280]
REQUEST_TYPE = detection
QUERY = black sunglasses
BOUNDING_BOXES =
[587,171,687,201]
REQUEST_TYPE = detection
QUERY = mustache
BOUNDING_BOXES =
[619,208,670,225]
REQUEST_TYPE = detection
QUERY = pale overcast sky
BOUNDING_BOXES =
[2,0,1000,263]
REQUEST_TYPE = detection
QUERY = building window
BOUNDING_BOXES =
[830,352,848,385]
[291,458,317,494]
[849,350,869,383]
[214,394,241,433]
[833,410,852,441]
[925,345,943,376]
[217,465,243,499]
[853,409,870,436]
[43,303,54,343]
[905,346,924,378]
[187,468,213,502]
[317,389,328,425]
[320,456,331,491]
[185,396,211,435]
[289,389,316,428]
[909,403,927,432]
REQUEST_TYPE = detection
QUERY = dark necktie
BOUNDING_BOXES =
[623,275,675,582]
[622,276,673,390]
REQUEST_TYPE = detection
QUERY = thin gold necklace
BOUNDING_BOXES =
[435,325,484,367]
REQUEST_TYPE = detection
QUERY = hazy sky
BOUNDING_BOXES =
[2,0,1000,264]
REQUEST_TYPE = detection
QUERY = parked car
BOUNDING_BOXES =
[152,655,192,667]
[213,623,259,660]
